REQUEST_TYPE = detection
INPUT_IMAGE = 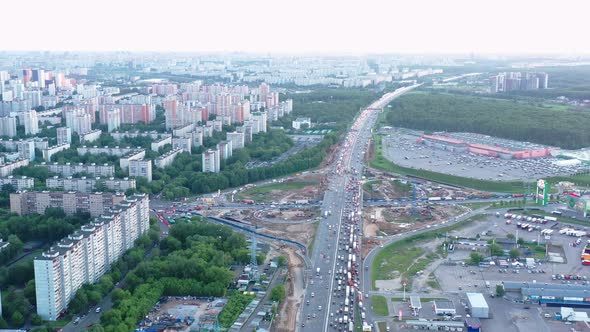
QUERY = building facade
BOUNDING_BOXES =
[10,191,126,217]
[34,194,149,320]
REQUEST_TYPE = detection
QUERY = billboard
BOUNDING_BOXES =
[569,195,590,217]
[536,179,549,206]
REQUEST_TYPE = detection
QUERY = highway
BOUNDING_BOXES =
[299,84,421,332]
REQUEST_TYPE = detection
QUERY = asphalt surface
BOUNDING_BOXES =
[299,85,422,332]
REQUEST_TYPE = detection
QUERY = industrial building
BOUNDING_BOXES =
[417,134,554,160]
[466,293,489,318]
[433,299,456,315]
[504,281,590,307]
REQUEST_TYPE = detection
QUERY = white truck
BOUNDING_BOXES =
[316,267,321,276]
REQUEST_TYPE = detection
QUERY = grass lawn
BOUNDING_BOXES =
[460,202,492,210]
[525,243,547,259]
[370,135,527,193]
[377,322,388,332]
[237,181,317,202]
[372,214,486,289]
[372,295,389,316]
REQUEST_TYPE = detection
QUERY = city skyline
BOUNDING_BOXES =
[3,0,590,55]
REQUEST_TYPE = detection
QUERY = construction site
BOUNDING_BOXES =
[362,204,466,237]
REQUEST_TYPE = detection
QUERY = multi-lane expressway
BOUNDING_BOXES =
[299,84,421,332]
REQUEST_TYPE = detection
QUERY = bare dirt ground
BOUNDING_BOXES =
[363,205,464,237]
[364,179,411,200]
[274,247,305,332]
[257,222,316,247]
[258,208,320,221]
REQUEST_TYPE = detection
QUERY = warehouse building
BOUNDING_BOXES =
[504,281,590,307]
[466,293,489,318]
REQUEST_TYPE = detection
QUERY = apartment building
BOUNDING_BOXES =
[46,176,136,193]
[39,162,115,177]
[150,136,172,152]
[56,127,72,145]
[34,194,149,320]
[217,141,233,160]
[0,158,30,177]
[42,144,71,162]
[172,137,192,153]
[79,129,102,144]
[0,116,17,137]
[154,148,182,168]
[0,176,34,190]
[202,149,220,173]
[226,131,245,150]
[119,150,146,170]
[128,159,152,182]
[110,131,164,141]
[10,191,126,217]
[77,146,139,157]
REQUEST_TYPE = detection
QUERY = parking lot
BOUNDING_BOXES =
[381,129,587,181]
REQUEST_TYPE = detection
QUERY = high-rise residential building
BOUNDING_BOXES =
[202,149,220,173]
[22,110,39,135]
[10,191,126,217]
[163,99,179,130]
[252,112,267,133]
[65,109,92,134]
[0,117,17,137]
[57,127,72,145]
[226,131,245,150]
[0,176,34,190]
[217,141,233,160]
[17,140,35,161]
[128,159,152,182]
[34,194,149,320]
[172,137,192,153]
[106,109,121,132]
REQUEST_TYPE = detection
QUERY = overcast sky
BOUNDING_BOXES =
[4,0,589,55]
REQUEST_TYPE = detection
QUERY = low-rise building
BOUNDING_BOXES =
[154,148,182,168]
[292,117,311,130]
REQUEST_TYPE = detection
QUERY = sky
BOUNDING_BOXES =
[4,0,589,55]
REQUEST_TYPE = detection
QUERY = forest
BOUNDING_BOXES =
[385,93,590,149]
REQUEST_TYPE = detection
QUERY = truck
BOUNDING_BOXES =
[428,197,442,201]
[349,321,354,332]
[242,199,254,204]
[343,315,349,324]
[545,216,558,222]
[316,267,321,276]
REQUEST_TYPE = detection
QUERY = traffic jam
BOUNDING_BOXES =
[329,105,375,331]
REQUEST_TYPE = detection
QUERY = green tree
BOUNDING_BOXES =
[506,233,515,239]
[517,238,525,245]
[277,256,287,267]
[496,284,506,297]
[469,252,484,265]
[509,249,520,259]
[489,243,504,256]
[11,311,24,327]
[30,313,43,326]
[24,279,37,305]
[270,284,286,303]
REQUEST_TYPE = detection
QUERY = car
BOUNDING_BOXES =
[74,317,81,325]
[95,307,101,313]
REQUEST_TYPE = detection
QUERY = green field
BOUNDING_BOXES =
[372,214,486,290]
[371,295,389,316]
[307,221,320,256]
[370,135,526,193]
[237,181,317,202]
